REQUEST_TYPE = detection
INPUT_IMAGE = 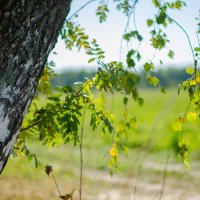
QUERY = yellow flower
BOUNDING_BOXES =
[109,145,118,158]
[187,112,197,122]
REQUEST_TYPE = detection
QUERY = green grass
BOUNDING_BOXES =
[10,88,200,171]
[1,88,200,200]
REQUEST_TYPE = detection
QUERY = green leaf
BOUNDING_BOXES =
[137,97,144,106]
[88,58,95,63]
[147,19,153,27]
[156,12,166,25]
[151,33,167,49]
[146,73,159,87]
[152,0,161,7]
[161,87,166,94]
[194,47,200,52]
[123,97,128,105]
[97,51,105,55]
[168,50,174,59]
[195,59,197,67]
[123,31,143,42]
[151,76,159,86]
[96,4,109,23]
[126,50,136,68]
[48,96,60,102]
[144,62,155,72]
[127,49,135,57]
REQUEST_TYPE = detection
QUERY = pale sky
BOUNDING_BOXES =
[49,0,200,72]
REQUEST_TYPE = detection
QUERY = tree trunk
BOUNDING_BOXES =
[0,0,72,173]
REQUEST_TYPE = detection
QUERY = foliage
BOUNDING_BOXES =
[15,0,200,173]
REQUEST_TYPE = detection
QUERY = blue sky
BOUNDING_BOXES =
[49,0,200,72]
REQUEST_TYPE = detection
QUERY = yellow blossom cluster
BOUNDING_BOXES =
[109,144,118,158]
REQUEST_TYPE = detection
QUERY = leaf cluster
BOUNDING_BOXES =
[16,0,200,172]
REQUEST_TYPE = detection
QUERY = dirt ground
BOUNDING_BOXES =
[0,162,200,200]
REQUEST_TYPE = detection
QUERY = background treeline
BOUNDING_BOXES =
[51,67,190,88]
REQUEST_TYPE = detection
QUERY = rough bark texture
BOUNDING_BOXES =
[0,0,72,173]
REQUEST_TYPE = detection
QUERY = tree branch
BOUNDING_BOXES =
[119,0,138,60]
[20,120,42,132]
[154,0,196,75]
[68,0,97,21]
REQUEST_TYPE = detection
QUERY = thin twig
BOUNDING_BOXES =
[119,0,138,60]
[196,31,200,48]
[79,106,86,200]
[197,13,200,48]
[133,164,142,200]
[154,0,196,75]
[68,0,97,21]
[52,172,62,196]
[20,119,42,132]
[158,150,170,200]
[132,0,138,31]
[181,100,192,140]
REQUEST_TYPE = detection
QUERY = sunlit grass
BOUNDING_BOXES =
[1,88,200,200]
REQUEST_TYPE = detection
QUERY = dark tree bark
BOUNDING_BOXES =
[0,0,72,173]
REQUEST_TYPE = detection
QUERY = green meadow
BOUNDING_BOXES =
[1,88,200,200]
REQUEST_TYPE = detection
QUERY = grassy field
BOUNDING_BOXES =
[1,88,200,200]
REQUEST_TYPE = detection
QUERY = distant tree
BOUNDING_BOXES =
[50,70,96,87]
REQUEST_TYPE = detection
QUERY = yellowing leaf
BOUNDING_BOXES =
[194,47,200,52]
[190,79,196,86]
[130,118,137,129]
[172,121,182,131]
[183,156,191,169]
[186,66,194,75]
[179,117,185,124]
[178,139,191,168]
[187,112,197,122]
[195,76,200,83]
[146,73,159,87]
[109,144,118,158]
[115,126,121,133]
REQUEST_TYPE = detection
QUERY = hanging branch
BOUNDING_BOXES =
[20,119,43,132]
[45,165,76,200]
[154,0,197,75]
[45,165,62,196]
[119,0,138,60]
[196,15,200,49]
[68,0,97,21]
